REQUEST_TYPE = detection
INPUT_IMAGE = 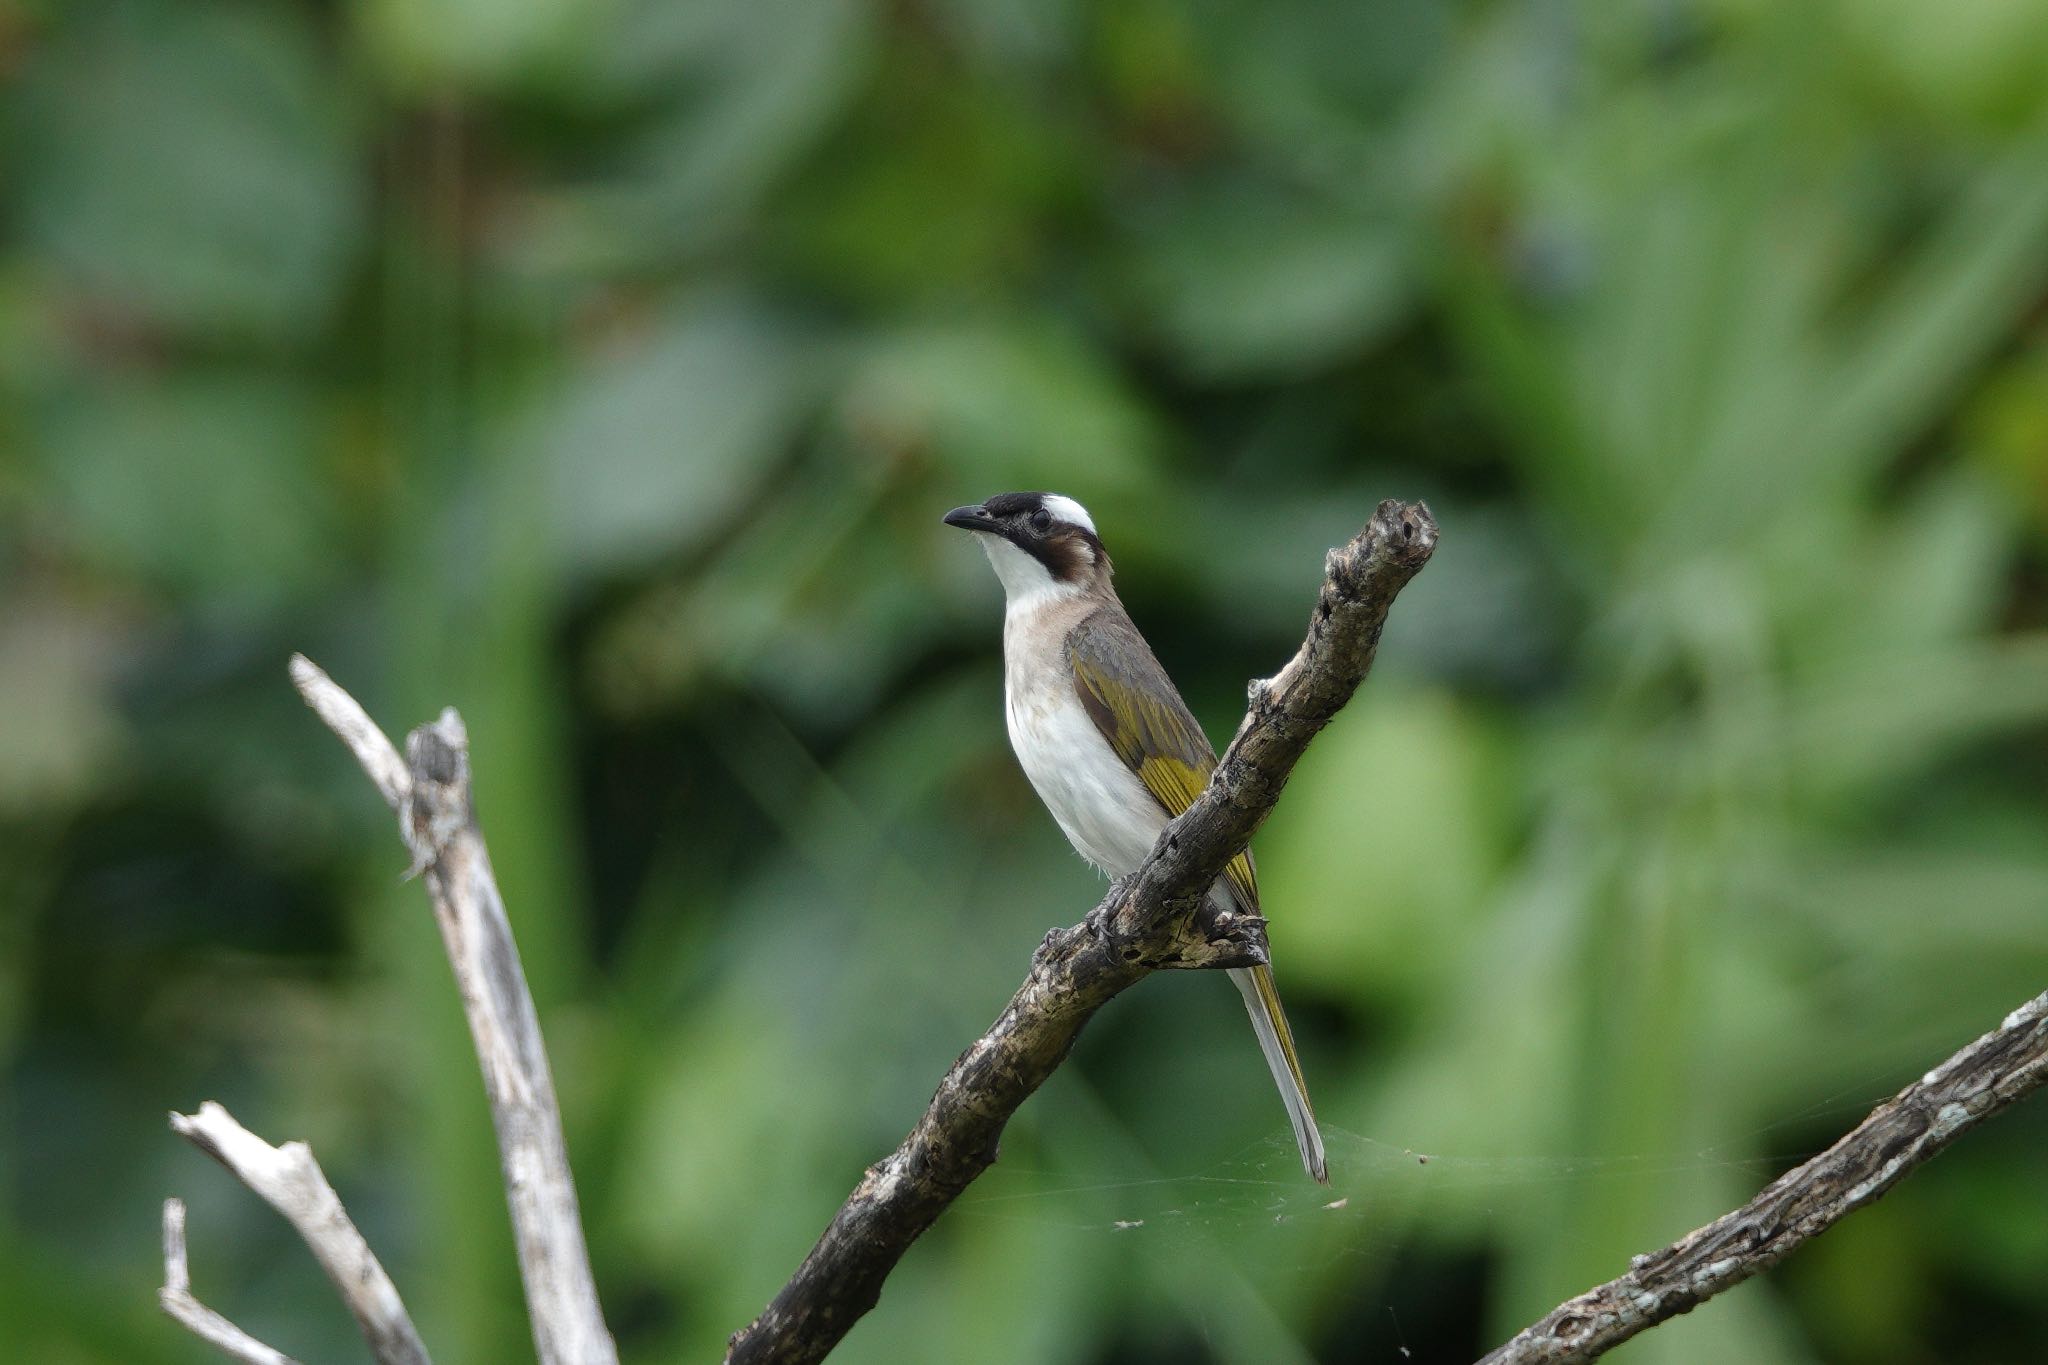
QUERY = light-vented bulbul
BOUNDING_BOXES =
[945,491,1327,1182]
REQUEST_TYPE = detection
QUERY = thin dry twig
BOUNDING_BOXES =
[1478,987,2048,1364]
[159,1196,303,1365]
[168,1102,429,1365]
[725,500,1440,1365]
[292,659,618,1365]
[289,654,407,811]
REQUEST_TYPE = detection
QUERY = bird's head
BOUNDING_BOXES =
[943,491,1109,606]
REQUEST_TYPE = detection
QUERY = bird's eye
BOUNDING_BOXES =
[1029,509,1052,533]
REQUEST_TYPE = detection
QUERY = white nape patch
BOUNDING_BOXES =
[1040,494,1095,535]
[978,535,1084,609]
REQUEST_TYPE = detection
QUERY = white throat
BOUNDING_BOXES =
[979,536,1084,613]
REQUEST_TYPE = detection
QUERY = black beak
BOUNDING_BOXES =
[942,504,996,532]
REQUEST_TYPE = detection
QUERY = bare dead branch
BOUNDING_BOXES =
[166,1104,429,1365]
[159,1197,303,1365]
[291,660,618,1365]
[289,654,407,811]
[726,499,1439,1365]
[1479,987,2048,1364]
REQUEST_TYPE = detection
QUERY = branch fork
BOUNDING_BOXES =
[162,1103,428,1365]
[161,659,618,1365]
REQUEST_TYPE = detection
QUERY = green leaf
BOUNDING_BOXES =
[1259,689,1506,1004]
[1123,179,1412,381]
[539,293,824,578]
[548,0,872,267]
[36,371,332,605]
[840,319,1162,492]
[19,4,361,337]
[1810,123,2048,485]
[356,0,583,92]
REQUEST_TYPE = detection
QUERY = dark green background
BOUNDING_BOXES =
[6,1,2048,1361]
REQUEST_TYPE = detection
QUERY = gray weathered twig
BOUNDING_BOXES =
[166,1103,428,1365]
[160,1196,304,1365]
[725,499,1439,1365]
[1479,988,2048,1364]
[290,654,408,810]
[291,658,619,1365]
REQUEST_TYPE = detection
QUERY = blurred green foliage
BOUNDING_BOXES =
[5,1,2048,1361]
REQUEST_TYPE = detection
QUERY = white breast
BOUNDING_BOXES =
[1002,603,1167,878]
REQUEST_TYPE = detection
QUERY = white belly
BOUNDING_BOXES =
[1003,613,1166,878]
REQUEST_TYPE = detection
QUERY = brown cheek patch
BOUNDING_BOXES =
[1043,531,1096,582]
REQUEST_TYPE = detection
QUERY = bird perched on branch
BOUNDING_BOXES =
[944,491,1328,1183]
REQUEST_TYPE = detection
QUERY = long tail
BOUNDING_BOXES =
[1229,964,1328,1183]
